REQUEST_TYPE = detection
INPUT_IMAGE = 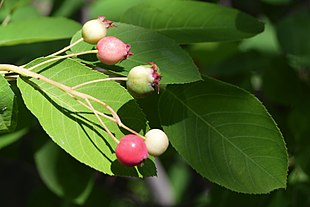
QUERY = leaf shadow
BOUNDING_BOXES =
[94,62,126,73]
[29,58,62,74]
[117,99,147,135]
[22,77,157,177]
[111,158,156,177]
[51,141,94,204]
[22,77,114,163]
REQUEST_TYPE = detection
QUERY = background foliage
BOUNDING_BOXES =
[0,0,309,206]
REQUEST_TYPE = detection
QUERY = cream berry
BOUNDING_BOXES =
[82,16,113,44]
[145,129,169,156]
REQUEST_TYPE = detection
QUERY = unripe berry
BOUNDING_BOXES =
[126,62,161,98]
[96,36,133,65]
[115,134,148,167]
[145,129,169,157]
[82,16,113,44]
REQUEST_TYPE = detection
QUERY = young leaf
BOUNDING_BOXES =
[0,76,17,133]
[17,58,155,177]
[71,23,202,85]
[158,77,288,193]
[0,17,81,46]
[35,140,95,205]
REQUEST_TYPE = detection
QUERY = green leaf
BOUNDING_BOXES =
[17,58,155,177]
[0,3,41,23]
[158,77,288,193]
[0,76,17,133]
[90,0,144,21]
[123,0,264,43]
[239,17,280,55]
[90,0,264,43]
[71,23,202,84]
[276,10,310,69]
[0,0,30,21]
[52,0,84,17]
[35,140,95,204]
[108,23,202,84]
[9,5,41,22]
[0,17,81,46]
[0,128,28,150]
[90,0,190,21]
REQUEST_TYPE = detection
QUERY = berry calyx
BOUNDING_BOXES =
[96,36,133,65]
[145,129,169,157]
[115,134,148,167]
[82,16,113,44]
[126,62,161,98]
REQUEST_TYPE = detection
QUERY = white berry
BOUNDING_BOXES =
[145,129,169,156]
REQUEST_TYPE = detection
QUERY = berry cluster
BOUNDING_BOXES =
[82,16,161,98]
[82,17,169,167]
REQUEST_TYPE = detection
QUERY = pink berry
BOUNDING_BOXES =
[126,62,161,98]
[96,36,133,65]
[115,134,148,167]
[82,16,113,44]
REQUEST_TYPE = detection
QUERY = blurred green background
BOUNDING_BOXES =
[1,0,310,206]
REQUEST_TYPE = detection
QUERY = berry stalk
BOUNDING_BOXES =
[47,38,84,57]
[28,50,98,71]
[72,77,128,90]
[0,64,140,144]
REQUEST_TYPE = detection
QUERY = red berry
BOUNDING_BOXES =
[96,36,133,65]
[115,134,148,167]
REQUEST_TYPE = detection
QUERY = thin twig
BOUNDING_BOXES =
[27,50,98,71]
[72,77,128,90]
[0,64,120,123]
[85,98,120,144]
[47,38,84,57]
[76,99,116,122]
[119,122,146,140]
[0,64,142,142]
